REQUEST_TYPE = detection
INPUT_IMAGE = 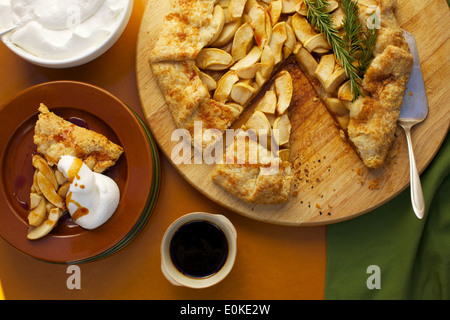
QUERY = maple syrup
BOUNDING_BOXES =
[170,220,229,278]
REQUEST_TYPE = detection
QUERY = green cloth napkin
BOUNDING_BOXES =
[325,133,450,300]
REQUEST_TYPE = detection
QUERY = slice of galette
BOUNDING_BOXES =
[27,104,123,240]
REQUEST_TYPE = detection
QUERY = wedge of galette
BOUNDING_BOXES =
[27,104,123,240]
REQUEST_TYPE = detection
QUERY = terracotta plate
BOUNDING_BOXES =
[0,81,160,264]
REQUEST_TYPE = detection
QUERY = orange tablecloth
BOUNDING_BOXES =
[0,0,326,300]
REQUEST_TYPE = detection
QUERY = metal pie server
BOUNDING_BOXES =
[398,30,429,219]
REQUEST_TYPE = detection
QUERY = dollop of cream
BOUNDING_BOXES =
[57,155,120,230]
[1,0,127,60]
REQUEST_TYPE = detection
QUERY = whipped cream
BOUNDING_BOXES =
[0,0,127,60]
[58,155,120,230]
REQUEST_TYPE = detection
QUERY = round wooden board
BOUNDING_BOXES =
[136,0,450,226]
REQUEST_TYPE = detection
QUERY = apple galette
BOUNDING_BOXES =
[149,0,413,204]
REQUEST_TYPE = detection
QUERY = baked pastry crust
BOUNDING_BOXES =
[348,45,413,168]
[151,60,211,128]
[345,0,413,168]
[212,133,293,204]
[34,104,124,173]
[149,0,218,63]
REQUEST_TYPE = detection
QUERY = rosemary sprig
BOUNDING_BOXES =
[305,0,364,101]
[340,0,378,77]
[340,0,364,59]
[305,0,377,101]
[358,27,377,75]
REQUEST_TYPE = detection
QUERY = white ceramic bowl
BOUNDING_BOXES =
[161,212,237,289]
[1,0,134,68]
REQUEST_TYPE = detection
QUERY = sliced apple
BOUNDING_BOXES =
[244,110,272,135]
[226,102,244,114]
[199,71,218,91]
[235,63,260,79]
[275,71,293,114]
[255,45,276,87]
[303,33,331,54]
[196,48,235,71]
[292,42,302,54]
[211,18,242,47]
[214,70,240,103]
[331,7,345,29]
[232,22,255,61]
[256,89,277,114]
[249,4,270,48]
[27,196,47,227]
[326,98,350,117]
[231,82,257,105]
[258,0,270,10]
[269,22,288,65]
[57,182,71,199]
[54,169,68,186]
[294,46,318,77]
[227,0,248,21]
[296,1,308,15]
[326,0,339,12]
[315,54,336,85]
[207,5,226,46]
[283,23,297,58]
[36,172,65,209]
[338,80,353,101]
[243,0,257,14]
[32,170,41,194]
[324,67,348,93]
[231,45,262,71]
[32,155,58,191]
[273,114,292,146]
[29,193,43,210]
[267,0,282,26]
[27,207,63,240]
[291,13,317,44]
[281,0,301,14]
[264,9,273,45]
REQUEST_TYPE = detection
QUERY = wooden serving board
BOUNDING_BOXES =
[136,0,450,226]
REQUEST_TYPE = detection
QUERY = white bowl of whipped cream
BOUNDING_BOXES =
[0,0,133,68]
